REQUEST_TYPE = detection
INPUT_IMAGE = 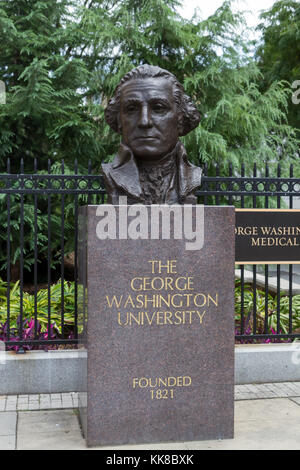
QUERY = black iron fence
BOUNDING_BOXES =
[0,159,299,350]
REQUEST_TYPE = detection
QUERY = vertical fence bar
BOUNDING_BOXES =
[203,163,208,206]
[216,163,220,205]
[19,159,25,348]
[264,162,269,335]
[228,162,233,206]
[61,160,65,337]
[6,158,11,342]
[289,164,293,334]
[101,179,105,203]
[87,159,92,205]
[252,163,257,335]
[241,162,245,209]
[74,159,79,339]
[33,158,38,339]
[47,160,52,338]
[240,162,245,335]
[289,164,294,209]
[276,164,281,335]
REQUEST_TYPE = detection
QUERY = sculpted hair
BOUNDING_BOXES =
[105,64,201,136]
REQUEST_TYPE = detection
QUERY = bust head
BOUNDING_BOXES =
[105,65,200,162]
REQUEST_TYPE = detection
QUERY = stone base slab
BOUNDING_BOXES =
[2,346,300,395]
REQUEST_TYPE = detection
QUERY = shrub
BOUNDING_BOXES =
[235,279,300,342]
[0,278,77,337]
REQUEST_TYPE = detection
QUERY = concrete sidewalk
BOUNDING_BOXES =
[1,383,300,450]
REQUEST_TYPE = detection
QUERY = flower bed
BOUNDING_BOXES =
[235,280,300,343]
[1,278,300,350]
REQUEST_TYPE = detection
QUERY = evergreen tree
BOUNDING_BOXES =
[256,0,300,132]
[0,0,102,170]
[0,0,299,173]
[85,0,299,171]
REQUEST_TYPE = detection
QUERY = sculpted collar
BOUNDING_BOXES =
[106,141,202,201]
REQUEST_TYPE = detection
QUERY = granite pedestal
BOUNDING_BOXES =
[78,205,235,447]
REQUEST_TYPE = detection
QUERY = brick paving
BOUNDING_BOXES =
[235,382,300,400]
[0,392,78,411]
[1,384,300,450]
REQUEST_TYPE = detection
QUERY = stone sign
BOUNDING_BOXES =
[78,204,235,447]
[235,209,300,264]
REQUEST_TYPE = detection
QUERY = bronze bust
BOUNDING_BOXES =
[102,65,201,204]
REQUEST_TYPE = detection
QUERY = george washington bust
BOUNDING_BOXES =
[102,64,202,204]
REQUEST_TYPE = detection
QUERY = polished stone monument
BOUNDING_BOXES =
[78,204,235,446]
[78,65,235,447]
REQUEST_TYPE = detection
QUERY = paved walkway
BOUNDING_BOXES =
[1,383,300,450]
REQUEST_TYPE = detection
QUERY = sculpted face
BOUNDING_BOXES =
[119,78,180,161]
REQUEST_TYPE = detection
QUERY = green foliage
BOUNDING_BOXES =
[0,278,76,333]
[0,0,299,174]
[235,280,300,335]
[84,0,300,173]
[0,192,61,273]
[0,160,84,275]
[0,0,103,170]
[256,0,300,133]
[1,276,299,340]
